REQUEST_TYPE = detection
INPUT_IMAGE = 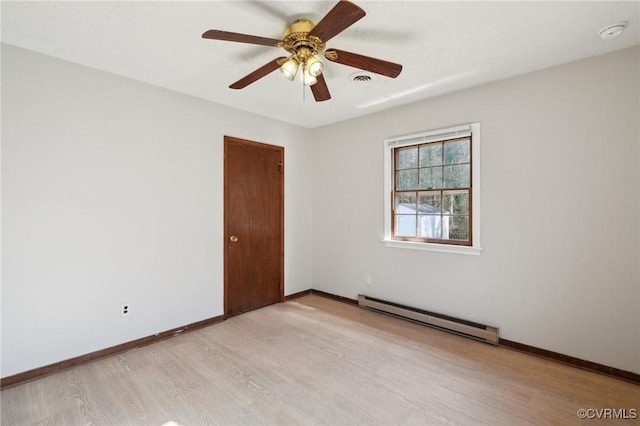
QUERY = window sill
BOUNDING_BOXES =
[381,239,482,255]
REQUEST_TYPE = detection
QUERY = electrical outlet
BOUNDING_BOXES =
[120,304,130,317]
[365,275,372,286]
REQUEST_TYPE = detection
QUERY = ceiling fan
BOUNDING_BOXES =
[202,0,403,102]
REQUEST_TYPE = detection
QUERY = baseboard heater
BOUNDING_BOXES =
[358,295,499,345]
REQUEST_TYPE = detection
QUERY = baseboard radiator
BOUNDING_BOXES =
[358,295,499,345]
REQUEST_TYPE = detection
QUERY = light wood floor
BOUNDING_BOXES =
[1,294,638,425]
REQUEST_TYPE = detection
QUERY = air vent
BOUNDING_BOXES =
[350,72,373,83]
[353,75,371,82]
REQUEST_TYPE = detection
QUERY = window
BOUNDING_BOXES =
[383,124,482,255]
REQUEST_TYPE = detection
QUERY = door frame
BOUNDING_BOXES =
[223,135,285,317]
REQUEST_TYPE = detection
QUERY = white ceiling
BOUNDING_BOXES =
[2,1,638,128]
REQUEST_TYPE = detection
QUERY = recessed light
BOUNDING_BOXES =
[599,22,627,39]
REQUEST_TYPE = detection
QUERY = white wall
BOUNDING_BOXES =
[311,47,640,374]
[3,43,639,379]
[1,44,313,377]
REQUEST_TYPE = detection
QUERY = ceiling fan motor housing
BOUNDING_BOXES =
[281,18,325,58]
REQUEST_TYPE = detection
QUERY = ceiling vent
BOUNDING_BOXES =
[351,72,373,83]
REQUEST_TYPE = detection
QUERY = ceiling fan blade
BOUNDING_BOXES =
[229,57,286,89]
[311,74,331,102]
[202,30,281,47]
[325,49,402,78]
[308,0,366,43]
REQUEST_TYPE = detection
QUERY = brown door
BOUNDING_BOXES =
[224,136,284,317]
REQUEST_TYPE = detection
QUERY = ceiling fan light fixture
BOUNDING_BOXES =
[305,55,324,77]
[279,58,299,81]
[302,68,318,86]
[203,0,402,101]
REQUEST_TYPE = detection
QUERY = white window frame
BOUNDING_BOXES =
[383,123,482,255]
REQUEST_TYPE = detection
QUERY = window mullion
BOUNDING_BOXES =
[386,124,479,250]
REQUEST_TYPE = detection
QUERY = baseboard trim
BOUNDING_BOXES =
[308,289,359,305]
[499,338,640,384]
[5,291,638,388]
[0,314,224,389]
[284,289,312,300]
[308,290,639,384]
[286,289,358,305]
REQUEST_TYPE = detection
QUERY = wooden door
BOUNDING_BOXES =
[224,136,284,317]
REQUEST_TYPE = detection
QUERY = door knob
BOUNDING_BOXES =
[230,235,239,242]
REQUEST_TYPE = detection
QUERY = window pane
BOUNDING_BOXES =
[418,167,442,189]
[395,192,416,212]
[446,215,469,241]
[443,164,470,188]
[395,215,417,237]
[444,138,470,165]
[443,190,469,214]
[417,215,442,238]
[396,147,418,169]
[418,191,442,213]
[419,143,442,167]
[388,125,477,248]
[397,169,418,190]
